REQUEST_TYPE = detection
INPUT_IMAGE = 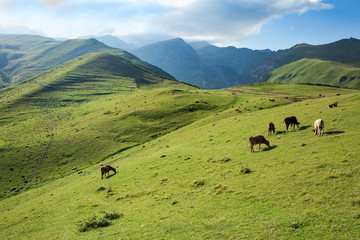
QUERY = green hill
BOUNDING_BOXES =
[273,38,360,67]
[0,52,238,198]
[266,58,360,88]
[134,37,360,89]
[0,34,173,85]
[1,81,359,239]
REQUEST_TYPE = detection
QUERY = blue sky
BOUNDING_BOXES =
[0,0,358,50]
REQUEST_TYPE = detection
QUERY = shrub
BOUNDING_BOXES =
[220,156,231,163]
[191,179,205,188]
[240,166,252,174]
[103,211,122,220]
[77,211,123,232]
[96,186,106,192]
[77,215,110,232]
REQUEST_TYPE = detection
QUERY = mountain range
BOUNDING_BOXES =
[1,33,360,239]
[0,34,173,87]
[134,37,360,89]
[1,33,360,89]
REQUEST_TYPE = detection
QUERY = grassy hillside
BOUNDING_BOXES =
[0,52,240,198]
[134,37,360,89]
[0,34,173,85]
[266,58,360,89]
[1,83,359,239]
[274,38,360,67]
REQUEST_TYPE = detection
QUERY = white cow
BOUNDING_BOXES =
[312,119,324,136]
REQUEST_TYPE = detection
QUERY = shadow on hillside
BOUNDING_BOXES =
[262,145,277,152]
[276,131,286,135]
[299,125,311,131]
[326,130,345,135]
[105,173,117,179]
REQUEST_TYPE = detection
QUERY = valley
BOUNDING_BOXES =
[0,33,360,239]
[1,78,359,238]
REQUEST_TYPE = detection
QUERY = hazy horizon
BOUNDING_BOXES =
[0,0,359,50]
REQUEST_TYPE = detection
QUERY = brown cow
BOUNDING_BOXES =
[283,116,300,132]
[267,122,275,135]
[327,102,338,109]
[248,135,270,152]
[101,164,116,179]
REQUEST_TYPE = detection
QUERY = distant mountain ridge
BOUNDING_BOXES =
[0,34,173,87]
[134,37,360,89]
[1,33,360,89]
[78,34,136,52]
[266,58,360,89]
[15,52,183,102]
[134,38,244,89]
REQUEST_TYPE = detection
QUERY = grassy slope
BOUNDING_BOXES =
[0,34,174,85]
[267,58,360,89]
[0,52,237,198]
[1,83,359,239]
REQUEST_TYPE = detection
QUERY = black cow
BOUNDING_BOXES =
[283,116,300,132]
[101,165,116,179]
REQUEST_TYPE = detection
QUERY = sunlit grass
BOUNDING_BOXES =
[1,83,359,239]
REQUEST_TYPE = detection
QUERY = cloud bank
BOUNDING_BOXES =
[0,0,333,45]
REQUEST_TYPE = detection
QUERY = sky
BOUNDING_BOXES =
[0,0,359,50]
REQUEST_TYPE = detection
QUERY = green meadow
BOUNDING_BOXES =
[267,58,360,89]
[1,75,360,238]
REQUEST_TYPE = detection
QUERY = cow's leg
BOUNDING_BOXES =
[259,144,261,150]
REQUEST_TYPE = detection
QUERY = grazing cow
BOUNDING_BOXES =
[312,119,324,136]
[283,116,300,132]
[327,102,338,109]
[269,99,275,102]
[267,122,276,135]
[101,165,116,179]
[248,135,270,152]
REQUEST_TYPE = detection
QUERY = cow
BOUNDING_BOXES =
[267,122,275,135]
[283,116,300,132]
[248,135,270,152]
[101,164,116,179]
[327,102,338,109]
[312,119,324,136]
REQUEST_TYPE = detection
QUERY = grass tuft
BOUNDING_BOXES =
[191,179,205,188]
[95,186,106,192]
[239,166,252,174]
[77,211,122,232]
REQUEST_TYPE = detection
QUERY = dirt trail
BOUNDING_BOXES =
[225,88,315,103]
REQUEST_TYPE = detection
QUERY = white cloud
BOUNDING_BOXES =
[0,0,333,45]
[151,0,196,8]
[0,24,44,35]
[151,0,334,44]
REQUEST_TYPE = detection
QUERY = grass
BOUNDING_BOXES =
[1,82,359,239]
[0,52,237,198]
[0,34,173,84]
[267,58,360,89]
